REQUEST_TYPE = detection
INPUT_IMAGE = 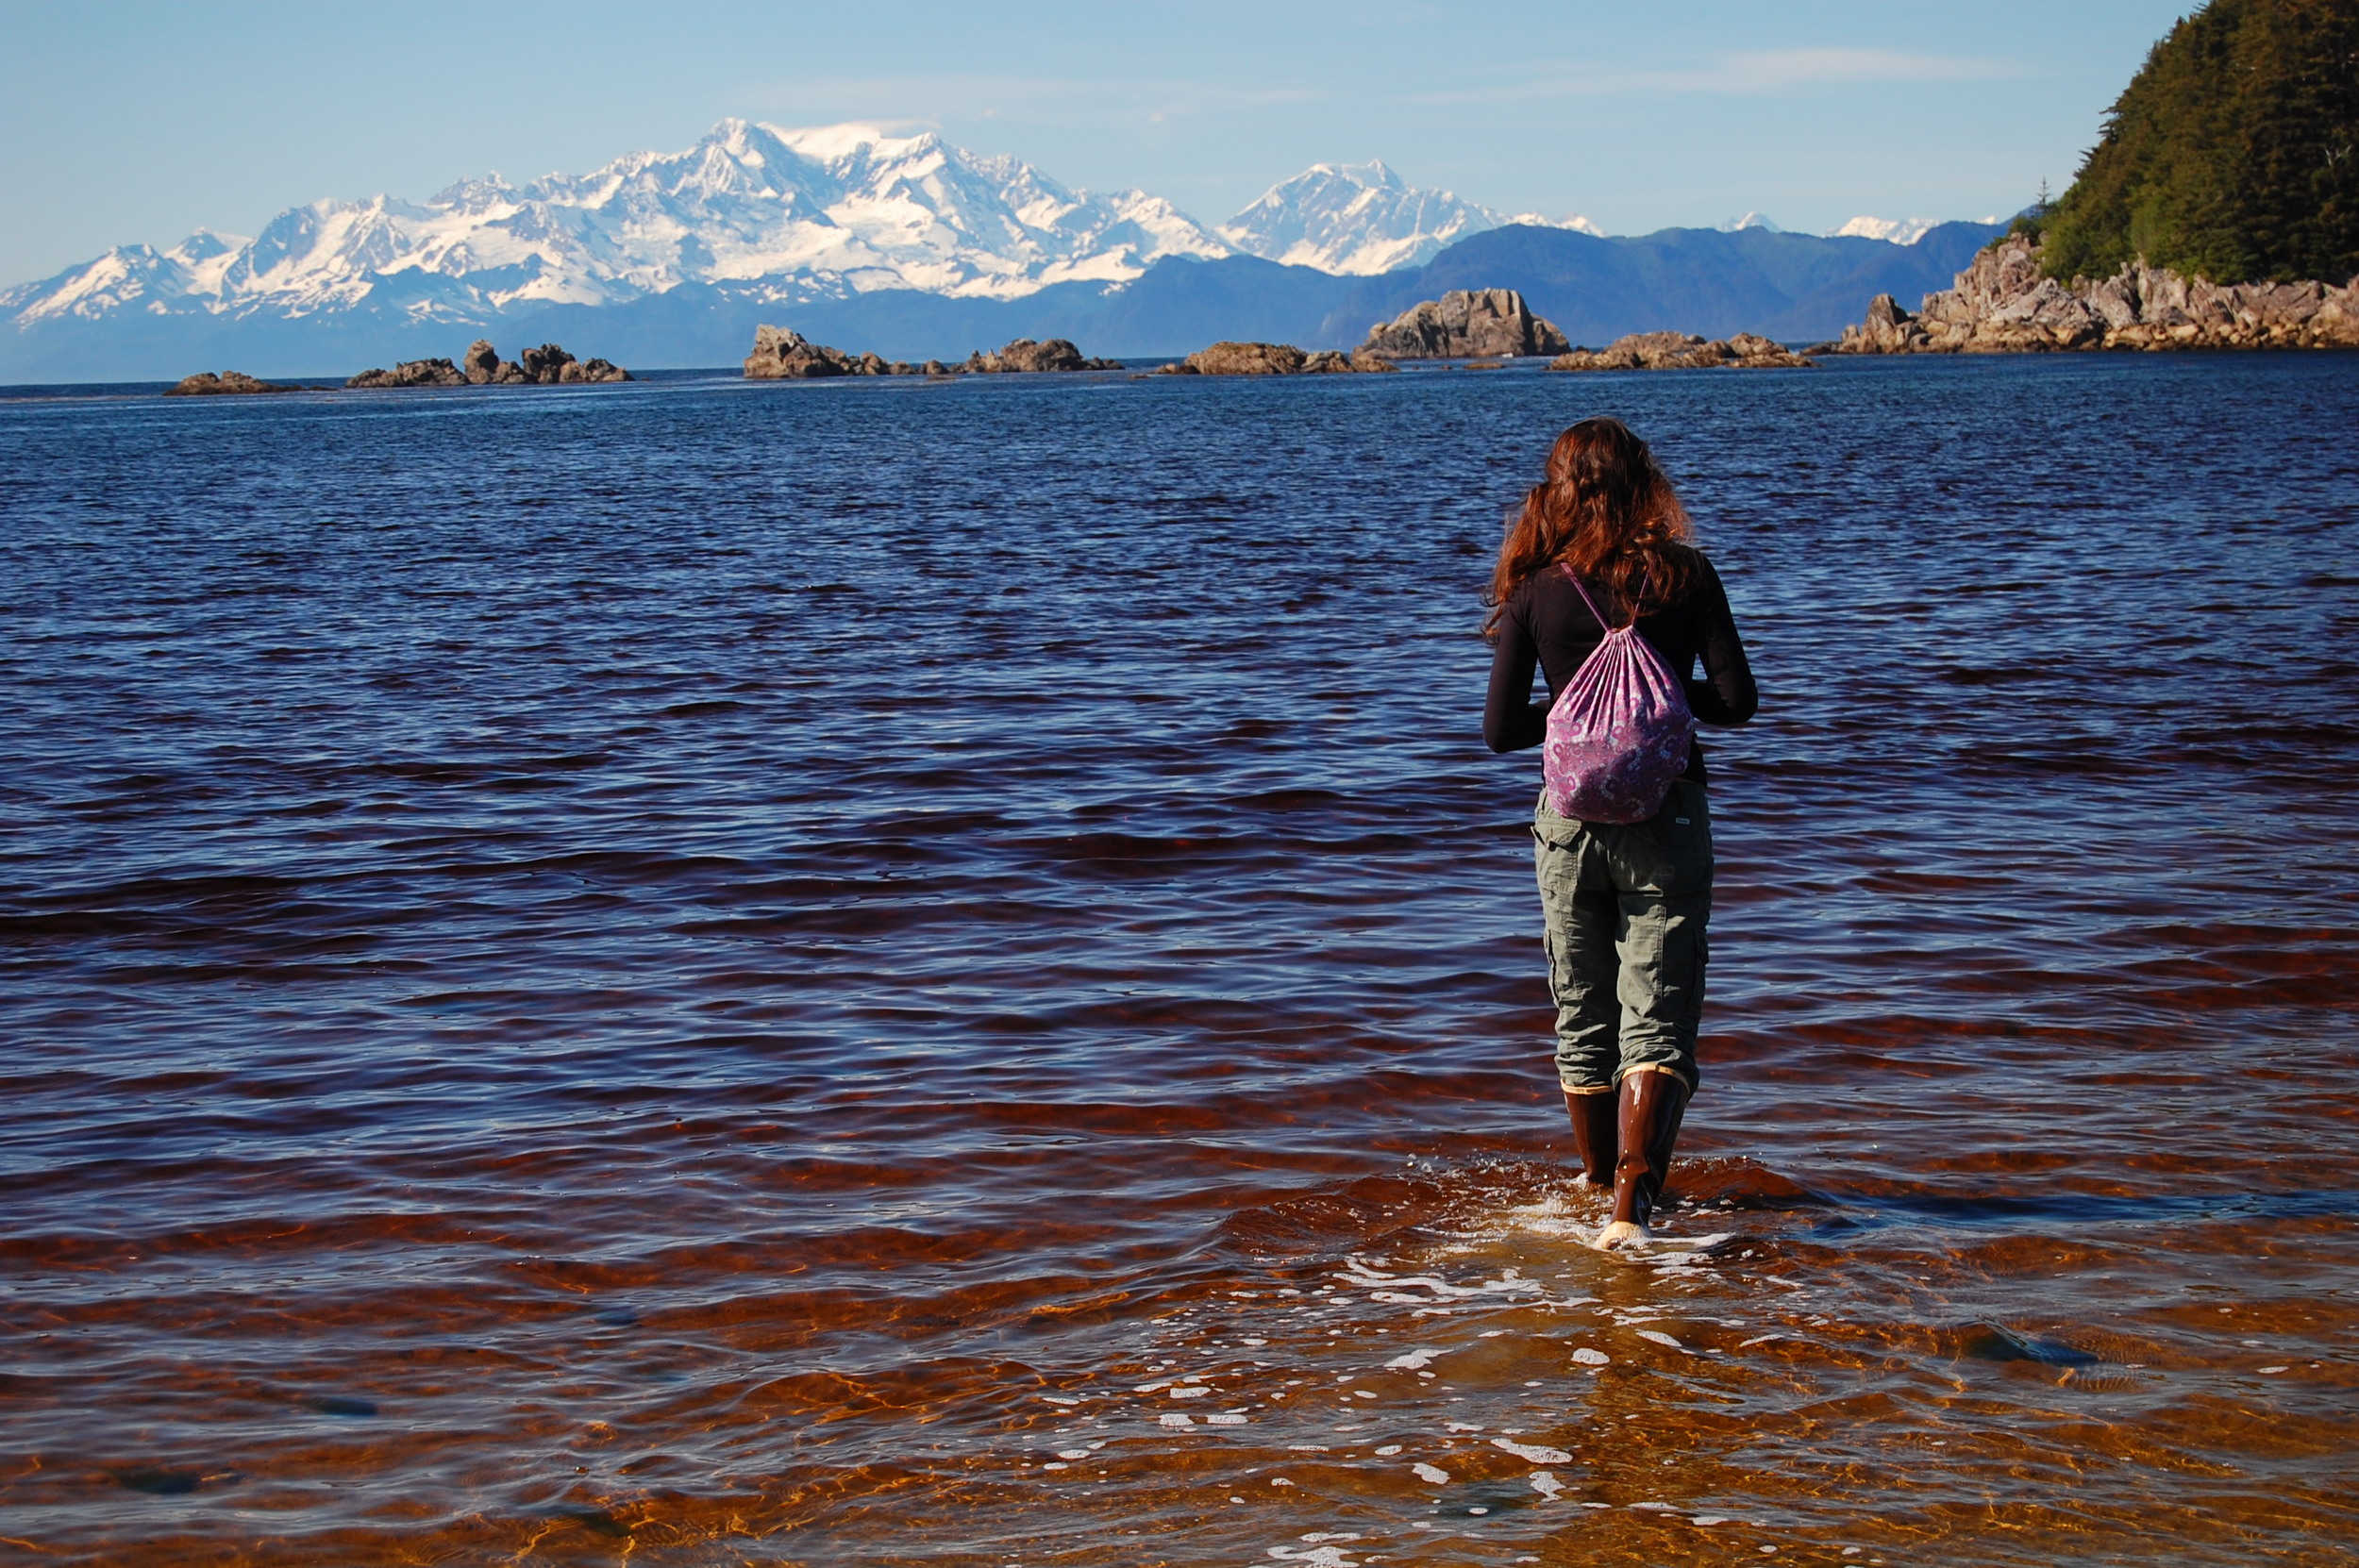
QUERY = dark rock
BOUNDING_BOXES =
[745,325,852,378]
[1548,331,1815,371]
[745,325,1113,379]
[345,359,467,389]
[1302,349,1398,374]
[519,343,575,383]
[164,370,298,396]
[962,338,1120,373]
[1360,289,1571,359]
[1159,341,1397,375]
[351,342,627,387]
[1188,342,1303,375]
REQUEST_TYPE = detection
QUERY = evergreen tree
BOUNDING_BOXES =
[2042,0,2359,283]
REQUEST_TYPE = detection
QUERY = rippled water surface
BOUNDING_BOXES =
[3,357,2356,1566]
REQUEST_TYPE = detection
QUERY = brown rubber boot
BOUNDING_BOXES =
[1594,1068,1690,1250]
[1562,1087,1618,1187]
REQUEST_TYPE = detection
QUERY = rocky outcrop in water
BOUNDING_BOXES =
[346,359,467,389]
[164,370,302,396]
[743,326,904,377]
[744,326,1115,378]
[349,342,627,388]
[1156,342,1397,375]
[1548,331,1814,371]
[962,338,1122,373]
[1825,235,2359,353]
[1359,290,1570,359]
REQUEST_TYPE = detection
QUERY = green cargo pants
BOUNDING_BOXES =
[1531,778,1712,1094]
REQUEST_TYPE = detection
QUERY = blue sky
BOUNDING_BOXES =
[2,0,2196,286]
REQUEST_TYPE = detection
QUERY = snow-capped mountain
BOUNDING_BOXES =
[4,128,1624,334]
[0,119,1232,329]
[1829,215,1940,244]
[1216,161,1591,275]
[1827,215,2004,244]
[1716,212,1784,234]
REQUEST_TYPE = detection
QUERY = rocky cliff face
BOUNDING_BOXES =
[1830,235,2359,353]
[1359,289,1571,359]
[1548,331,1813,371]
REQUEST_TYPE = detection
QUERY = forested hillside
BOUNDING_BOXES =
[2040,0,2359,284]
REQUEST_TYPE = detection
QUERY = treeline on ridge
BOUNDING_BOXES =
[2037,0,2359,285]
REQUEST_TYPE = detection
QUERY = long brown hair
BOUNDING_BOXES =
[1482,417,1700,638]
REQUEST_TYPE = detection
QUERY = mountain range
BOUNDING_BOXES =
[2,119,2001,381]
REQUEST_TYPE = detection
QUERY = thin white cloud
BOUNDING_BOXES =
[1714,47,2022,87]
[1405,46,2027,105]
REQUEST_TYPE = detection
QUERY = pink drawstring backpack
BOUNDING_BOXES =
[1541,564,1698,824]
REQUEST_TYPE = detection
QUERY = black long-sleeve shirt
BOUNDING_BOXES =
[1482,554,1758,780]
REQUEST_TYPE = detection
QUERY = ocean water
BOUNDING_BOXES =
[1,356,2354,1567]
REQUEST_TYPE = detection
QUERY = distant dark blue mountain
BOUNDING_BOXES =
[1326,221,2007,346]
[0,223,2001,383]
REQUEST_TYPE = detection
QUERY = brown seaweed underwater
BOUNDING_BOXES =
[0,353,2354,1565]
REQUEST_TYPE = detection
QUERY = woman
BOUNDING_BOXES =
[1483,418,1757,1250]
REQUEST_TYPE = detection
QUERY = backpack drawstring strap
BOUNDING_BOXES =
[1559,562,1652,631]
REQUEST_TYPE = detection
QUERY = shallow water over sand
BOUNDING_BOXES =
[2,356,2355,1565]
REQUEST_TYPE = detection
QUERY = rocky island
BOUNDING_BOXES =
[1154,342,1395,375]
[743,326,1120,378]
[346,341,629,388]
[1359,289,1569,359]
[164,371,306,395]
[1549,332,1814,371]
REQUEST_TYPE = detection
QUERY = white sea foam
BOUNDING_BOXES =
[1413,1461,1451,1484]
[1494,1438,1573,1464]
